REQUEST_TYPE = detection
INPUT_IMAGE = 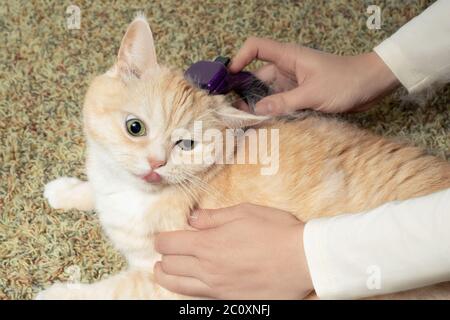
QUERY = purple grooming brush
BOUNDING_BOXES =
[184,56,271,112]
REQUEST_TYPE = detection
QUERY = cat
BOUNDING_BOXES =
[37,16,450,299]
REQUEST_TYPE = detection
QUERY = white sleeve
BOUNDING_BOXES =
[373,0,450,93]
[303,188,450,300]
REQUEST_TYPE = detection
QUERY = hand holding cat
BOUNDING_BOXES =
[230,37,399,115]
[154,203,314,299]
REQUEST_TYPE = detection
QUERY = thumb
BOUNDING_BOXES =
[188,205,245,230]
[254,87,312,115]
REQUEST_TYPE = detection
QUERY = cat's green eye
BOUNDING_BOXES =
[176,139,196,151]
[126,118,146,137]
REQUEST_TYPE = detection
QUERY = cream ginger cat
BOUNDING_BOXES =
[38,16,450,299]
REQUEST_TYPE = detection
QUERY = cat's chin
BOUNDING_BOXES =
[132,173,175,193]
[138,180,168,193]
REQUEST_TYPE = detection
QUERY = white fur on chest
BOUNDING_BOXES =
[86,144,185,269]
[96,187,160,234]
[95,185,163,269]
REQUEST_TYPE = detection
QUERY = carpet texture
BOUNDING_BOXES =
[0,0,449,299]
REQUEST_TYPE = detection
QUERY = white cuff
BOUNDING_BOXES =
[373,0,450,93]
[303,188,450,300]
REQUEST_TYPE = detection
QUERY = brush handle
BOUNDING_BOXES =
[184,56,272,112]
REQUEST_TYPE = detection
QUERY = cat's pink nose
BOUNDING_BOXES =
[148,158,166,170]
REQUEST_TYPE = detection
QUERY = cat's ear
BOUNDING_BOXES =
[115,15,157,78]
[215,105,269,129]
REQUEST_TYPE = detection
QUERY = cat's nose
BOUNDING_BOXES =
[148,158,166,170]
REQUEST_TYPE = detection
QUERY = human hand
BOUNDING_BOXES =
[230,37,400,115]
[154,203,313,299]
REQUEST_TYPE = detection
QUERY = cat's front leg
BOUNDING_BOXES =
[35,269,183,300]
[44,177,95,211]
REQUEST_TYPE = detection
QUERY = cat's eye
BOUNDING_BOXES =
[176,139,196,151]
[126,118,146,137]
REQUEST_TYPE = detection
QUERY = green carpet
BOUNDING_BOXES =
[0,0,448,299]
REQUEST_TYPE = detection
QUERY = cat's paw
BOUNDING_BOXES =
[35,283,83,300]
[44,177,92,210]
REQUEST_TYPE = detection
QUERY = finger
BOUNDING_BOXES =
[254,64,298,93]
[253,63,277,84]
[160,255,203,279]
[232,99,251,113]
[154,230,199,255]
[223,203,299,224]
[229,37,292,73]
[190,204,300,229]
[254,87,312,115]
[242,204,301,224]
[154,262,212,297]
[189,204,248,229]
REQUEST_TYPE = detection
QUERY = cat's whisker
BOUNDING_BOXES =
[176,177,201,205]
[173,176,197,204]
[180,177,212,204]
[182,171,232,204]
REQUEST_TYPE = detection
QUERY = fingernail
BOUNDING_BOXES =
[189,210,198,220]
[255,100,274,115]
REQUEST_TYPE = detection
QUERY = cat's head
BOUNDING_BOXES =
[83,16,266,191]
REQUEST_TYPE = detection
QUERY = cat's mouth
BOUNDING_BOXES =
[140,171,162,184]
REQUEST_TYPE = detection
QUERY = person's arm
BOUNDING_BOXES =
[304,188,450,299]
[374,0,450,93]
